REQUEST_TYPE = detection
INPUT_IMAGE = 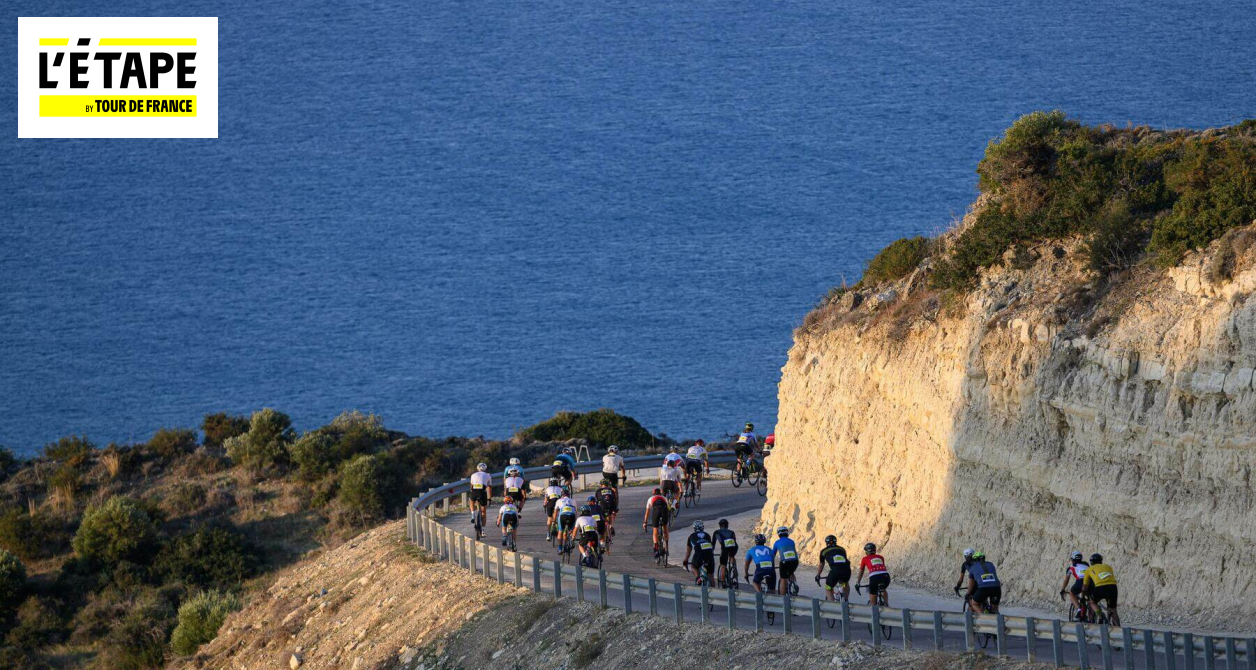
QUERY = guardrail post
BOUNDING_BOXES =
[1026,617,1038,662]
[840,600,851,642]
[496,547,506,583]
[1053,619,1065,667]
[811,599,821,639]
[1164,632,1177,670]
[1223,638,1235,670]
[902,608,913,649]
[782,595,792,635]
[1184,633,1196,670]
[754,592,764,632]
[648,579,658,615]
[997,613,1008,657]
[1247,639,1255,670]
[673,583,683,624]
[482,543,490,576]
[872,606,883,646]
[1077,623,1091,670]
[1144,629,1157,670]
[532,556,541,592]
[1102,625,1114,670]
[598,570,608,608]
[701,583,709,624]
[1204,637,1216,670]
[553,561,562,598]
[934,611,944,651]
[964,610,975,651]
[575,564,585,602]
[1123,627,1135,670]
[727,589,737,630]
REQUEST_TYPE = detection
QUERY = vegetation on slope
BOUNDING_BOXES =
[514,409,657,448]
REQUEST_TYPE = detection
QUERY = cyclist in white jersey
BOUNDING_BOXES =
[660,462,684,510]
[497,498,520,547]
[601,445,626,488]
[552,495,578,550]
[684,440,709,491]
[503,473,526,511]
[542,479,565,541]
[468,463,493,527]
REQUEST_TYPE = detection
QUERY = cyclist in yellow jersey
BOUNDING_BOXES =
[1081,553,1120,626]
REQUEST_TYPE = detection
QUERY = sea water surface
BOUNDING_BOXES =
[2,1,1254,453]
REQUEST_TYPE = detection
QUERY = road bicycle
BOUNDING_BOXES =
[501,523,517,553]
[731,455,761,488]
[855,582,894,639]
[961,594,997,649]
[719,557,741,590]
[581,539,604,569]
[652,534,669,567]
[561,534,576,564]
[472,507,485,541]
[756,467,767,496]
[682,478,700,508]
[783,573,799,596]
[815,574,851,628]
[1066,592,1108,625]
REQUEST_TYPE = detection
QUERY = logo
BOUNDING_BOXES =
[18,17,218,138]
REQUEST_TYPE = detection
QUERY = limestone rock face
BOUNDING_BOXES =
[768,235,1256,624]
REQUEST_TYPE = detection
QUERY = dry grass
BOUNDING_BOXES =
[100,451,123,480]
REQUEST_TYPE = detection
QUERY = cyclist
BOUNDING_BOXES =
[764,433,775,450]
[773,526,800,594]
[504,470,527,512]
[1059,551,1090,616]
[496,496,520,548]
[502,458,524,484]
[660,458,684,511]
[952,548,975,595]
[575,506,600,567]
[552,493,578,553]
[964,551,1001,614]
[682,521,716,585]
[743,533,777,594]
[469,463,492,528]
[815,535,851,602]
[1082,553,1120,626]
[685,440,709,491]
[585,495,608,553]
[663,446,685,470]
[542,477,564,541]
[595,479,619,536]
[734,423,759,479]
[552,447,577,487]
[642,487,671,559]
[601,445,626,488]
[712,519,738,586]
[856,542,891,606]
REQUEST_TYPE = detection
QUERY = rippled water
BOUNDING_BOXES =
[2,0,1253,453]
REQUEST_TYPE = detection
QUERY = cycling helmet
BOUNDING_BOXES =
[864,542,877,553]
[652,487,662,495]
[600,478,610,487]
[765,434,775,446]
[1090,553,1103,564]
[776,526,789,537]
[509,457,520,466]
[507,466,521,476]
[695,439,705,447]
[504,495,514,504]
[608,445,618,454]
[693,521,704,531]
[745,422,754,431]
[972,551,985,561]
[587,495,597,502]
[824,535,837,546]
[718,518,729,528]
[548,477,560,486]
[669,446,679,454]
[476,462,488,472]
[563,446,574,455]
[1071,551,1083,561]
[963,548,974,559]
[580,506,591,515]
[753,533,767,545]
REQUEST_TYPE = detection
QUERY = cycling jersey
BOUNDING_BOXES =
[745,545,775,569]
[556,497,576,516]
[967,561,1001,587]
[575,515,598,535]
[660,465,683,482]
[596,487,617,513]
[820,545,850,570]
[602,453,624,473]
[498,503,519,521]
[556,453,577,470]
[737,431,759,446]
[663,453,684,468]
[712,528,737,554]
[586,502,604,524]
[773,537,799,564]
[861,554,889,575]
[1083,563,1117,587]
[503,466,523,480]
[469,472,492,490]
[504,476,525,497]
[645,494,669,512]
[686,445,707,460]
[687,531,715,556]
[544,485,564,501]
[1067,561,1088,581]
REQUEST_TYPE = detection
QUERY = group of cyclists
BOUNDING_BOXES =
[464,422,1122,627]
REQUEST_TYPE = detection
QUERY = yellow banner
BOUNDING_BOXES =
[39,95,197,117]
[98,38,197,46]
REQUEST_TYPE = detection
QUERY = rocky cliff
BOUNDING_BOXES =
[765,215,1256,629]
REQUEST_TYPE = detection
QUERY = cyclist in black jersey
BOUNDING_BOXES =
[682,521,716,584]
[953,548,975,595]
[712,518,738,585]
[815,535,852,601]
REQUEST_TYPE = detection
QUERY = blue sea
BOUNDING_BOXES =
[2,1,1253,454]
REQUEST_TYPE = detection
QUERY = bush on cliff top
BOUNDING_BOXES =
[169,590,239,656]
[224,408,294,471]
[514,409,655,448]
[862,236,930,286]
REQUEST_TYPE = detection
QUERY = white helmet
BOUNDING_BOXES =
[608,445,618,454]
[776,526,789,537]
[963,548,975,559]
[509,457,520,466]
[476,462,487,472]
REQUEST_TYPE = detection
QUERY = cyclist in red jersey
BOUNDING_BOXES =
[642,487,671,557]
[856,542,892,606]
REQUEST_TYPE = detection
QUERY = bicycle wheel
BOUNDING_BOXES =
[683,485,693,508]
[756,477,767,496]
[979,633,993,649]
[789,579,799,596]
[747,466,761,487]
[732,468,743,488]
[1067,603,1078,622]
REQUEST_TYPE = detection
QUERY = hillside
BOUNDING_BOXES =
[767,114,1256,630]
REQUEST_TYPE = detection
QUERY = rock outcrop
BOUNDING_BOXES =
[766,220,1256,629]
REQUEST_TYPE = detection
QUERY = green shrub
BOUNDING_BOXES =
[514,409,655,447]
[0,550,25,613]
[0,510,68,562]
[169,590,239,656]
[1150,137,1256,264]
[977,110,1079,192]
[156,526,255,590]
[42,435,94,467]
[71,496,158,568]
[1084,200,1148,273]
[1206,227,1256,284]
[224,409,294,471]
[45,464,81,496]
[147,427,198,460]
[289,432,338,481]
[96,586,181,670]
[338,455,386,525]
[5,596,64,650]
[201,413,249,449]
[0,447,16,476]
[160,482,208,518]
[862,236,930,285]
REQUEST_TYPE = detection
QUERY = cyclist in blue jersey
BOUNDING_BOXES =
[552,448,577,486]
[964,551,1002,614]
[743,533,777,593]
[772,527,800,594]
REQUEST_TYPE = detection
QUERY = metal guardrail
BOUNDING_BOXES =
[405,452,1255,670]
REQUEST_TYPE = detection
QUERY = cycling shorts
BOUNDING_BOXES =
[685,459,703,476]
[692,553,715,574]
[1090,584,1118,607]
[469,488,488,504]
[595,520,607,536]
[752,566,777,589]
[501,513,518,529]
[647,505,669,528]
[735,444,753,459]
[825,567,852,590]
[599,496,618,514]
[973,585,1002,607]
[580,531,599,547]
[868,573,891,595]
[553,464,573,480]
[602,472,619,487]
[779,559,800,580]
[1070,578,1084,596]
[559,513,576,531]
[719,550,738,566]
[543,500,556,517]
[662,480,679,495]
